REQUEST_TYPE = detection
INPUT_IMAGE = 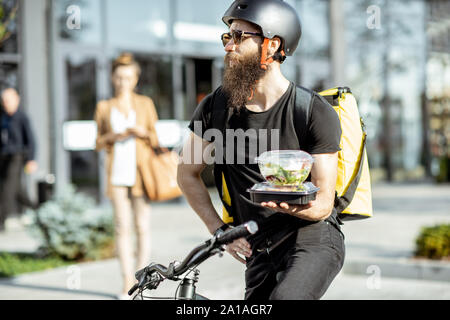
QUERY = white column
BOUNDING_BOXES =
[21,0,51,199]
[48,0,71,193]
[329,0,347,86]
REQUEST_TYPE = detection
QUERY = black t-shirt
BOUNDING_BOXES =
[188,82,342,242]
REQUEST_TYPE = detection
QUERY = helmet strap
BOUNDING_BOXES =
[260,38,273,70]
[250,38,286,101]
[260,38,286,70]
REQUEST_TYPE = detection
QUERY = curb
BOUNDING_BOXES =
[343,257,450,282]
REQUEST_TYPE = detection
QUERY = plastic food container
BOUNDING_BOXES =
[248,150,317,205]
[255,150,314,186]
[247,182,320,205]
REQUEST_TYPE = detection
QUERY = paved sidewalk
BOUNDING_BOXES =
[0,200,247,300]
[0,182,449,300]
[340,182,450,282]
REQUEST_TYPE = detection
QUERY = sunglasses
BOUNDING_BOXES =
[221,30,264,47]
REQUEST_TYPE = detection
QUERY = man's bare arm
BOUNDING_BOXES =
[261,152,338,221]
[177,133,224,235]
[177,133,252,263]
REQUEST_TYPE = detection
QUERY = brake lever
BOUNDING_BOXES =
[146,273,164,290]
[128,270,147,296]
[137,270,147,288]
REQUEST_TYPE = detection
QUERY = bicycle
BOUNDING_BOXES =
[128,221,259,300]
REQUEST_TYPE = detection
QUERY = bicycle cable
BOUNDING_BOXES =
[132,265,199,300]
[174,263,200,300]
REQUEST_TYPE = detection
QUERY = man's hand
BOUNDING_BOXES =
[261,201,313,215]
[225,237,252,264]
[261,152,339,221]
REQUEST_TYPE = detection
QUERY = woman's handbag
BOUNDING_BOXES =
[147,146,183,202]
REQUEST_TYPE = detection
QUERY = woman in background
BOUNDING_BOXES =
[94,53,159,299]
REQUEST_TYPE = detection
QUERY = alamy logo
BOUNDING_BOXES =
[66,5,81,30]
[180,121,281,165]
[366,5,381,30]
[366,265,381,290]
[66,265,81,290]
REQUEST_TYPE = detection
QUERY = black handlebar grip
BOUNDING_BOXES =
[216,221,258,245]
[128,283,139,296]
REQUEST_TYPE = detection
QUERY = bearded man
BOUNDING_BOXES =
[177,0,345,300]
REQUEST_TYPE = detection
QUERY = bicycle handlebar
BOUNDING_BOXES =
[216,221,258,246]
[128,221,258,296]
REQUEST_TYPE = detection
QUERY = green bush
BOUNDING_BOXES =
[415,224,450,260]
[26,185,115,262]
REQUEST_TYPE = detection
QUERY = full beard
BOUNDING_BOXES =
[222,51,266,114]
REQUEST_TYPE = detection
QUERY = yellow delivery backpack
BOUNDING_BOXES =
[215,86,373,224]
[318,87,373,221]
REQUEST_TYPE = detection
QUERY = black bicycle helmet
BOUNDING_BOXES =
[222,0,302,56]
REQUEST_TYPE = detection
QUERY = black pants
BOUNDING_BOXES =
[0,154,35,229]
[245,219,345,300]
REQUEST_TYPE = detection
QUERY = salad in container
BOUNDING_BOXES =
[247,150,320,205]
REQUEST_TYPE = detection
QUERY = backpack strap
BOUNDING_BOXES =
[210,88,236,224]
[334,121,367,214]
[213,163,234,223]
[293,86,314,149]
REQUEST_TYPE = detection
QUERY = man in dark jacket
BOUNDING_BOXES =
[0,88,38,231]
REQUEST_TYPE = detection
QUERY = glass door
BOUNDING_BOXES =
[182,57,216,185]
[183,57,213,120]
[64,54,101,199]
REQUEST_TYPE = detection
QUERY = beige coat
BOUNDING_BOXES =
[94,93,159,199]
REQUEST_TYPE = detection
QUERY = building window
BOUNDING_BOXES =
[106,0,170,50]
[0,61,18,89]
[295,0,330,88]
[0,0,19,54]
[133,54,174,120]
[0,0,19,91]
[65,56,99,196]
